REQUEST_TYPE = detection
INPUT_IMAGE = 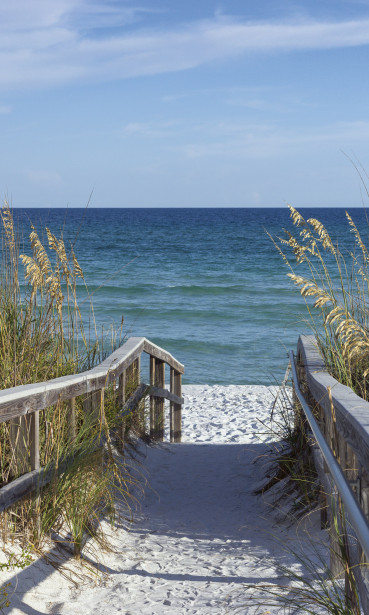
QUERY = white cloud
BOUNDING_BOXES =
[178,120,369,160]
[1,3,369,90]
[0,105,11,114]
[0,1,150,31]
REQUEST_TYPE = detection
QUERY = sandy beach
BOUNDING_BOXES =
[0,385,327,614]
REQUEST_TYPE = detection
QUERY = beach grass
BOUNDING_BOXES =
[255,377,320,517]
[271,205,369,400]
[0,202,138,560]
[243,529,361,615]
[253,383,363,615]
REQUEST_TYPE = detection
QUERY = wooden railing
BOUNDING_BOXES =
[0,336,184,514]
[293,335,369,613]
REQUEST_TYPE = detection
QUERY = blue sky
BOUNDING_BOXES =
[1,0,369,207]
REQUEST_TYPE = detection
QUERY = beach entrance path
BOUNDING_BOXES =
[1,385,325,615]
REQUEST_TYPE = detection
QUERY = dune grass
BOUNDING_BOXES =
[0,202,139,560]
[255,379,320,519]
[271,205,369,400]
[253,381,363,615]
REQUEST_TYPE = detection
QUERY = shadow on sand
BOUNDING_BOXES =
[0,440,317,614]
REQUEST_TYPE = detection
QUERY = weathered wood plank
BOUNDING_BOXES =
[90,388,104,423]
[150,358,165,440]
[30,410,40,471]
[0,337,183,423]
[150,356,156,438]
[170,368,182,443]
[297,335,369,606]
[298,335,369,473]
[10,417,24,476]
[143,339,184,374]
[121,383,149,416]
[133,356,145,436]
[0,336,184,514]
[0,469,41,513]
[0,382,151,514]
[117,371,126,451]
[149,386,184,406]
[68,398,76,442]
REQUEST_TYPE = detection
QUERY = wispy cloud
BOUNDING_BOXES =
[0,105,11,114]
[1,2,369,90]
[224,90,319,113]
[178,120,369,159]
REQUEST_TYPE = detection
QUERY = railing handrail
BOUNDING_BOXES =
[289,349,369,562]
[297,335,369,472]
[0,336,184,423]
[0,336,184,513]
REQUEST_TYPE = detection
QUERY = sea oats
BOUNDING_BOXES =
[346,212,369,260]
[0,203,15,254]
[46,227,58,252]
[29,225,53,282]
[274,206,369,399]
[20,254,43,289]
[287,274,332,308]
[282,232,309,263]
[71,249,84,279]
[53,237,70,285]
[289,204,307,227]
[325,305,346,326]
[307,218,336,254]
[300,228,317,254]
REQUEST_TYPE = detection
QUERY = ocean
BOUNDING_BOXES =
[11,207,368,385]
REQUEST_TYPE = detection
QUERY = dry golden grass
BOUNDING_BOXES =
[275,205,369,399]
[0,202,138,561]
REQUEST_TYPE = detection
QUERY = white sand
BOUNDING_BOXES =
[0,385,327,614]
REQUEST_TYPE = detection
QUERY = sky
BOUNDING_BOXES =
[1,0,369,207]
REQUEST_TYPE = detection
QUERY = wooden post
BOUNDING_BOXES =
[150,356,156,438]
[68,397,76,442]
[170,368,182,443]
[30,411,40,472]
[91,388,105,425]
[83,392,92,415]
[10,417,28,476]
[328,397,345,577]
[360,484,369,564]
[150,357,165,441]
[118,371,126,451]
[329,492,345,579]
[133,356,141,388]
[30,409,41,540]
[133,356,145,436]
[126,356,144,437]
[320,488,328,529]
[10,410,40,477]
[126,357,140,396]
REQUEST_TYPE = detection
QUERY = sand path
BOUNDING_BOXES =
[1,385,325,614]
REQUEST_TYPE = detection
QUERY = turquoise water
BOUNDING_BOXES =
[12,207,367,384]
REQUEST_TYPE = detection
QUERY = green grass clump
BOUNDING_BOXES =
[255,380,320,517]
[254,398,361,614]
[0,202,139,562]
